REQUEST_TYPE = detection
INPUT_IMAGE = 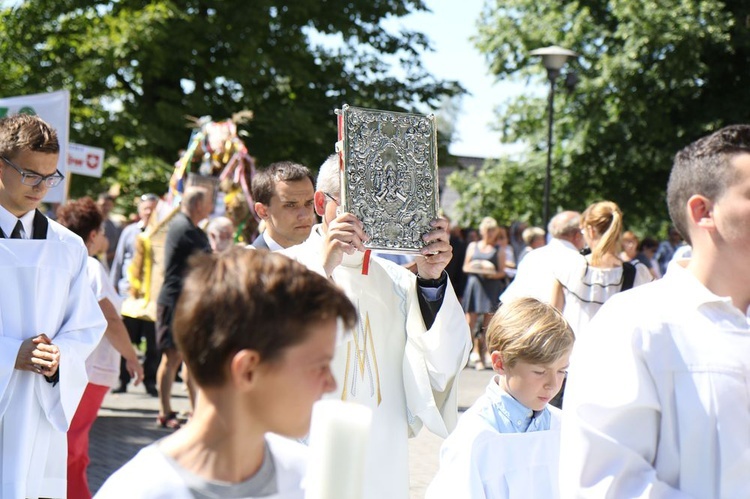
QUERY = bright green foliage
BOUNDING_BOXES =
[460,0,749,234]
[0,0,459,212]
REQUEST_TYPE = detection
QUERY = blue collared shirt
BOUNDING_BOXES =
[476,375,552,433]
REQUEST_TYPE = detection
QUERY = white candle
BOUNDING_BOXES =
[305,400,372,499]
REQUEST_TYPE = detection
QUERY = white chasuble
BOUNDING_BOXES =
[0,225,106,498]
[283,227,471,499]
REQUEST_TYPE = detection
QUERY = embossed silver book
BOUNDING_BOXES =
[336,104,439,254]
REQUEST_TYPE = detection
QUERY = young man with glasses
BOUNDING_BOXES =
[0,113,106,498]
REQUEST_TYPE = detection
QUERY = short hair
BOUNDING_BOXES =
[207,216,234,237]
[638,237,658,252]
[487,297,574,368]
[56,197,103,241]
[621,230,639,244]
[668,125,750,245]
[581,200,623,266]
[548,211,581,239]
[182,186,207,215]
[317,154,341,196]
[174,248,357,386]
[522,226,545,246]
[97,192,115,203]
[478,216,498,235]
[0,114,59,158]
[251,161,315,205]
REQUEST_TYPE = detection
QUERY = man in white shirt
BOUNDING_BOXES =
[250,161,315,250]
[500,210,584,305]
[560,125,750,497]
[0,113,106,498]
[283,155,470,499]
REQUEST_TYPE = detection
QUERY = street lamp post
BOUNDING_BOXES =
[529,45,577,233]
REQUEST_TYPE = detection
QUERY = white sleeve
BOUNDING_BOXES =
[559,297,689,498]
[402,272,471,438]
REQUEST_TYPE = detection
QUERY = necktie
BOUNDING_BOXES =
[10,220,23,239]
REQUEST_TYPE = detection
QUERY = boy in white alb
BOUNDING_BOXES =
[427,297,574,499]
[559,125,750,497]
[0,114,106,498]
[96,248,357,498]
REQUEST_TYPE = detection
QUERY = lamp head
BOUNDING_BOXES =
[529,45,578,73]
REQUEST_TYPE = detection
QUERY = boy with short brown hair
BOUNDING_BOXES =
[97,248,357,498]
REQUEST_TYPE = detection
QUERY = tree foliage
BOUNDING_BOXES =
[0,0,459,211]
[459,0,750,234]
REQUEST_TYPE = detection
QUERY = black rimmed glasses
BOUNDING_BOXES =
[1,155,65,188]
[323,192,340,205]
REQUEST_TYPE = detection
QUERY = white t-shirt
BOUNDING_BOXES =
[86,256,123,387]
[95,433,308,499]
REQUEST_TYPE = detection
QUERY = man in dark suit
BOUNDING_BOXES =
[250,161,315,250]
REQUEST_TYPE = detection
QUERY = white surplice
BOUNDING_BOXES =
[560,260,750,498]
[0,222,106,499]
[426,380,562,499]
[95,433,308,499]
[283,226,471,499]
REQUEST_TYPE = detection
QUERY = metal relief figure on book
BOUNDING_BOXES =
[337,104,439,254]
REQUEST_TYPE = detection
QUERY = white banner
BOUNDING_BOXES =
[67,142,105,178]
[0,90,70,203]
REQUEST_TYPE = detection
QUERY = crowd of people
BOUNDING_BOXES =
[1,111,747,499]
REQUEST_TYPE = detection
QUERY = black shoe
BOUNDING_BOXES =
[145,384,158,397]
[111,383,127,394]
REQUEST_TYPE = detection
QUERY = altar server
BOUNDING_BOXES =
[427,297,573,498]
[560,124,750,497]
[0,113,106,498]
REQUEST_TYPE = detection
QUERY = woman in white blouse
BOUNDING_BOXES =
[551,201,652,338]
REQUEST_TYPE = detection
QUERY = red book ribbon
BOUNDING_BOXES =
[361,249,371,275]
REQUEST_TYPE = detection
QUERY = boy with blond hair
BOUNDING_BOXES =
[427,297,574,499]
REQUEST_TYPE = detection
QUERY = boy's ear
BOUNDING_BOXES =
[687,194,714,230]
[490,351,506,374]
[230,349,262,390]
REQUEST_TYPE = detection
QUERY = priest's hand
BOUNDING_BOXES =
[15,334,60,377]
[415,217,453,280]
[322,212,369,277]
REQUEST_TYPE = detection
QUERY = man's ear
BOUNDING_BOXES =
[230,349,262,390]
[687,194,714,230]
[254,202,269,221]
[313,191,326,217]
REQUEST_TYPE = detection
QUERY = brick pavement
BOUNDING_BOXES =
[88,368,493,497]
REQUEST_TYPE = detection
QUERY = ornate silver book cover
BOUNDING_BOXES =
[336,104,439,254]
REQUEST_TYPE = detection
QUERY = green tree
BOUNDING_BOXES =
[461,0,749,235]
[0,0,459,211]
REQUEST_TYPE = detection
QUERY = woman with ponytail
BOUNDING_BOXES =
[551,201,653,339]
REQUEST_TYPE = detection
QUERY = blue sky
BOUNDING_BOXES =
[386,0,528,159]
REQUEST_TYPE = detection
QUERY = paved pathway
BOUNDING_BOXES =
[88,367,493,498]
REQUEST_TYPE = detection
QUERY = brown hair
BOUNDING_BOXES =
[56,197,104,242]
[174,247,357,386]
[581,200,623,266]
[487,297,574,368]
[668,125,750,245]
[0,114,59,157]
[251,161,315,206]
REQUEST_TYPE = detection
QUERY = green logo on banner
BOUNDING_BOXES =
[0,106,36,118]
